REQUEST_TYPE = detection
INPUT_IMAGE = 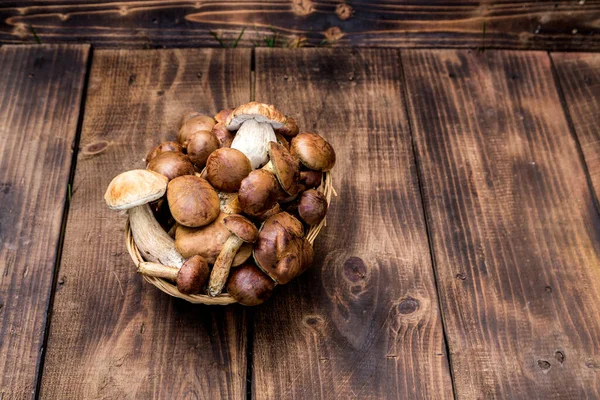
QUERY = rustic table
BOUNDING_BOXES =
[0,46,599,399]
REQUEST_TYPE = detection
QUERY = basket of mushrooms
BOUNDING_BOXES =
[104,102,335,305]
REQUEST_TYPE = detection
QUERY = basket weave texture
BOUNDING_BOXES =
[126,172,334,305]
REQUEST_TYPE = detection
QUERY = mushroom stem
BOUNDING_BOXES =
[220,194,242,214]
[138,261,179,281]
[231,119,276,169]
[129,204,185,268]
[261,160,275,174]
[208,235,244,296]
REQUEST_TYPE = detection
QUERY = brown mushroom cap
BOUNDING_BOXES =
[253,212,313,284]
[177,255,210,294]
[175,213,253,265]
[290,132,336,171]
[147,151,195,181]
[105,169,168,210]
[226,263,275,306]
[206,148,252,192]
[167,175,220,227]
[211,122,234,148]
[238,170,278,217]
[300,170,323,189]
[266,141,300,194]
[146,141,184,164]
[186,130,220,169]
[225,102,287,131]
[223,214,259,243]
[297,189,328,226]
[275,116,299,138]
[215,108,234,124]
[178,115,216,146]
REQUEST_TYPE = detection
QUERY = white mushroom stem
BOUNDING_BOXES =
[129,204,185,268]
[208,235,244,296]
[231,119,276,169]
[138,261,179,281]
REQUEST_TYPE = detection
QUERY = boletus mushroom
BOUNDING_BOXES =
[208,214,258,296]
[262,141,301,196]
[291,132,336,171]
[167,175,220,227]
[211,122,234,148]
[297,189,328,226]
[178,115,216,147]
[146,141,184,164]
[205,148,252,192]
[275,116,299,138]
[137,255,210,295]
[253,212,314,284]
[104,169,184,268]
[214,108,234,124]
[186,130,220,170]
[300,170,323,189]
[147,151,195,181]
[226,263,276,306]
[225,102,287,169]
[238,169,279,217]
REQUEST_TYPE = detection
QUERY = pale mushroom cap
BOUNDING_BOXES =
[225,102,287,131]
[104,169,168,210]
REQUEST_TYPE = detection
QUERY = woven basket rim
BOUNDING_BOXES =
[125,172,334,305]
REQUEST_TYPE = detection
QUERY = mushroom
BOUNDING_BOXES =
[238,169,278,217]
[208,214,258,296]
[275,116,299,138]
[146,141,183,164]
[215,108,234,123]
[186,130,220,170]
[225,102,287,169]
[262,141,301,195]
[226,263,276,306]
[178,115,216,147]
[175,212,252,266]
[290,132,336,171]
[275,133,290,150]
[211,122,234,148]
[297,189,328,226]
[147,151,195,181]
[167,175,220,227]
[205,148,252,192]
[105,169,184,268]
[137,255,210,295]
[300,170,323,189]
[253,212,313,284]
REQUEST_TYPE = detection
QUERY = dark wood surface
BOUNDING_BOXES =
[0,44,89,399]
[1,1,599,50]
[402,49,600,399]
[251,48,453,399]
[552,52,600,204]
[39,48,252,399]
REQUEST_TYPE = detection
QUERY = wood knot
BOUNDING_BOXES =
[324,26,344,43]
[303,315,324,330]
[343,256,367,283]
[397,297,419,314]
[292,0,314,16]
[456,273,467,281]
[537,359,551,372]
[83,140,109,155]
[555,350,565,364]
[335,3,354,20]
[586,360,599,369]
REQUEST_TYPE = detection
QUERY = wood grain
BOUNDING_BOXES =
[0,1,599,50]
[403,49,600,399]
[551,53,600,204]
[0,44,89,399]
[251,48,453,399]
[40,49,251,399]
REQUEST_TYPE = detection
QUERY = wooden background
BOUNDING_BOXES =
[0,0,599,50]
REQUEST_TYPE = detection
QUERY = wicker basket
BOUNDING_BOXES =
[125,172,334,305]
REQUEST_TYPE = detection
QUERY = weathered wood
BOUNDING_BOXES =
[552,53,600,204]
[0,44,89,399]
[1,1,599,50]
[40,49,251,399]
[251,48,453,399]
[403,49,600,399]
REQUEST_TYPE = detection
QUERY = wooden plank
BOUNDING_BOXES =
[551,53,600,204]
[40,49,251,399]
[403,49,600,399]
[1,1,599,50]
[0,44,89,399]
[251,48,453,399]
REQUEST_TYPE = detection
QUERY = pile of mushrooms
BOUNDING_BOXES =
[104,102,335,306]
